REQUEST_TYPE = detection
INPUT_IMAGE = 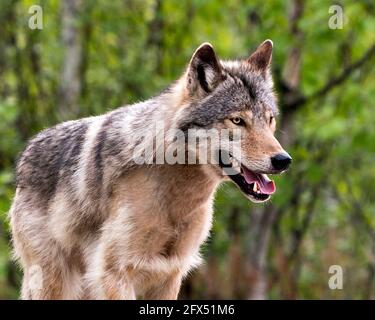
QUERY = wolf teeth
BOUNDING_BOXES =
[253,183,262,194]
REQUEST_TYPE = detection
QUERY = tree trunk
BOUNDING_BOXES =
[58,0,83,120]
[247,206,279,299]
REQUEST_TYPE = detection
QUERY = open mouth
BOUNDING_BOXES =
[218,151,276,202]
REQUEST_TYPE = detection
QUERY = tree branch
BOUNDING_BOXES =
[286,42,375,110]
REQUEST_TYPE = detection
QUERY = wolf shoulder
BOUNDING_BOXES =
[15,114,104,193]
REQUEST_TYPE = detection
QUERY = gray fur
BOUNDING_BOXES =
[9,40,287,300]
[180,61,277,130]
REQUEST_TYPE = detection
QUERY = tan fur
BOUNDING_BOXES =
[82,165,217,299]
[10,41,290,299]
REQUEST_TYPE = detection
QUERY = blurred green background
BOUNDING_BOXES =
[0,0,374,299]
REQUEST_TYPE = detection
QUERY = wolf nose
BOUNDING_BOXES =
[271,153,292,171]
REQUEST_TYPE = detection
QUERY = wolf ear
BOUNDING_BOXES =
[247,39,273,76]
[187,43,223,96]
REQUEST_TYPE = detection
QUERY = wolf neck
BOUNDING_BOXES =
[120,77,189,164]
[145,164,219,212]
[112,78,220,209]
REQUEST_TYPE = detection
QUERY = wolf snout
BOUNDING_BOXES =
[271,153,292,171]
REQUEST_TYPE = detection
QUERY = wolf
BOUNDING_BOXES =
[9,39,291,299]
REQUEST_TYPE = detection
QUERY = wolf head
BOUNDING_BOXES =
[175,40,292,203]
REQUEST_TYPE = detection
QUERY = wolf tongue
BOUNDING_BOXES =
[258,174,276,194]
[242,166,276,195]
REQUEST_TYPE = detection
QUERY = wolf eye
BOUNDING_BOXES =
[269,116,274,125]
[231,117,245,126]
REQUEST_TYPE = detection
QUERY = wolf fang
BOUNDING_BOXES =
[139,304,174,317]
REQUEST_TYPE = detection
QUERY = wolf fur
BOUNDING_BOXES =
[9,40,289,299]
